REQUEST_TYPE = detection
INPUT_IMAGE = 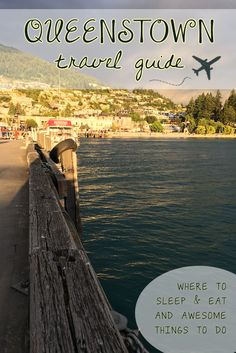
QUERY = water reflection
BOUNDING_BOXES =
[78,138,236,351]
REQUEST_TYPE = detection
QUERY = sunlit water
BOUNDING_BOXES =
[78,138,236,352]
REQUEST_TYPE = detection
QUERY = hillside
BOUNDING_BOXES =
[0,88,181,122]
[0,43,102,89]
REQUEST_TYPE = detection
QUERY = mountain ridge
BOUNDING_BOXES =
[0,43,102,89]
[0,44,232,105]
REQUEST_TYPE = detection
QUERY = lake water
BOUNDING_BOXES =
[78,138,236,352]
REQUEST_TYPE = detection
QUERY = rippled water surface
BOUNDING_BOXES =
[78,138,236,351]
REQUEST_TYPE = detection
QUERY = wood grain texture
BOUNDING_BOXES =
[28,149,128,353]
[38,149,68,200]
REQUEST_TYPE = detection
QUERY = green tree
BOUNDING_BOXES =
[130,112,142,122]
[145,115,157,124]
[8,102,25,116]
[25,119,38,128]
[203,93,216,119]
[18,89,42,102]
[198,118,211,127]
[15,103,25,115]
[189,92,220,122]
[213,90,222,121]
[193,93,205,120]
[150,121,164,132]
[63,103,73,117]
[186,98,196,116]
[221,104,236,125]
[227,89,236,111]
[8,102,15,115]
[39,94,51,108]
[184,115,196,133]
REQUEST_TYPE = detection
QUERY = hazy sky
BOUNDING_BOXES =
[0,0,235,8]
[0,7,235,89]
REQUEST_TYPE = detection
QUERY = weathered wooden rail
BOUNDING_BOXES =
[27,139,129,353]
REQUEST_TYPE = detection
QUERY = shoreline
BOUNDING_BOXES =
[104,132,236,139]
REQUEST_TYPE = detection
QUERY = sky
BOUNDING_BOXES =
[0,0,235,8]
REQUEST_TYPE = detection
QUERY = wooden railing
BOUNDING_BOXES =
[27,139,128,353]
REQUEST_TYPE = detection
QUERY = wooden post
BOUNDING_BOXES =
[45,135,52,151]
[60,149,82,235]
[37,132,46,149]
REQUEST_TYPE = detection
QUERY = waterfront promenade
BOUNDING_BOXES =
[0,140,29,353]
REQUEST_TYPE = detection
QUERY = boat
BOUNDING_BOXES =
[46,119,79,147]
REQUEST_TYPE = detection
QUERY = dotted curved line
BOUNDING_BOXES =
[149,76,192,86]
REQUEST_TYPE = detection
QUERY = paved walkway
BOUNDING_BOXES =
[0,140,29,353]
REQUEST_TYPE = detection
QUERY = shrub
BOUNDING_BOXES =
[130,112,142,122]
[206,125,216,134]
[145,115,157,124]
[198,118,211,127]
[224,125,235,135]
[215,122,225,133]
[195,125,206,134]
[150,121,164,132]
[185,116,196,133]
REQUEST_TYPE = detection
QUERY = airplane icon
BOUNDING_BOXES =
[192,55,221,80]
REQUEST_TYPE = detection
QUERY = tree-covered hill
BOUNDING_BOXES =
[183,90,236,134]
[0,43,101,89]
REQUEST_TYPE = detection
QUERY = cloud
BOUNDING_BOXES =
[0,0,235,8]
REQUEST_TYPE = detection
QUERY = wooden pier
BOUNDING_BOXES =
[0,140,29,353]
[0,138,129,353]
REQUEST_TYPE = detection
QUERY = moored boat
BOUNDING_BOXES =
[46,119,79,147]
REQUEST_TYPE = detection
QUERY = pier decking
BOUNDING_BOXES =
[0,139,129,353]
[0,140,29,353]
